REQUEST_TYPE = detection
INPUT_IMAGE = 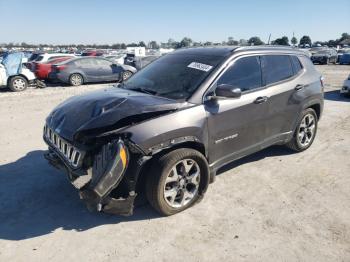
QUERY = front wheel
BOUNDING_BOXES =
[69,73,83,86]
[122,70,133,81]
[146,148,209,216]
[8,76,28,92]
[286,108,318,152]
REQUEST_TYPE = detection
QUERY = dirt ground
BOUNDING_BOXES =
[0,65,349,262]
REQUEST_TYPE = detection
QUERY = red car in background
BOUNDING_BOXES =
[35,57,73,80]
[81,50,104,56]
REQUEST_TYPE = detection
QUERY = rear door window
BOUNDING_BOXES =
[95,59,112,67]
[261,55,294,85]
[217,56,262,92]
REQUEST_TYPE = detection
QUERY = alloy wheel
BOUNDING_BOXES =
[71,74,82,86]
[297,113,316,147]
[122,71,132,81]
[163,159,200,208]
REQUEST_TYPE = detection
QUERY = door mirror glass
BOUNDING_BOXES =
[215,84,241,98]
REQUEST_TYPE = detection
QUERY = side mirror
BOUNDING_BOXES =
[215,84,242,98]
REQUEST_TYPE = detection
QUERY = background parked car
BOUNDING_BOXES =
[124,53,135,66]
[34,57,73,80]
[49,57,132,86]
[27,53,75,71]
[339,53,350,65]
[0,52,40,92]
[337,49,350,63]
[310,49,337,64]
[124,54,160,70]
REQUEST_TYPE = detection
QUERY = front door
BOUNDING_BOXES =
[206,55,270,168]
[94,58,115,81]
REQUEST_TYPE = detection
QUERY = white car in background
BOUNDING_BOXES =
[0,63,37,92]
[33,53,76,63]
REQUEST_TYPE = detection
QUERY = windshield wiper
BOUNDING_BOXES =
[127,87,158,95]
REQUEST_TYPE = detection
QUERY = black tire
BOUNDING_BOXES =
[286,108,318,152]
[69,73,84,86]
[122,70,133,81]
[325,58,329,65]
[8,76,28,92]
[146,148,209,216]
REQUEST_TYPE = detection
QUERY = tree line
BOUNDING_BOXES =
[1,33,349,50]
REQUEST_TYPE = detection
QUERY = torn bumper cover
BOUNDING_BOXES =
[44,139,136,216]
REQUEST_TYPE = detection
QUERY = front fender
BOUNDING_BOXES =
[124,105,208,156]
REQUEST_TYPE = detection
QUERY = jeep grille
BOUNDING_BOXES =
[44,125,82,168]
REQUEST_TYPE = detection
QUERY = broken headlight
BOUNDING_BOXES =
[92,139,129,198]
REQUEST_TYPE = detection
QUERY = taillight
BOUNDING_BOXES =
[54,65,67,72]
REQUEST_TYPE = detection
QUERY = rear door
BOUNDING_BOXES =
[260,54,303,139]
[76,58,96,81]
[206,55,270,167]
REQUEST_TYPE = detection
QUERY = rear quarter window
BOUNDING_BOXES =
[290,55,303,74]
[261,55,294,85]
[36,55,44,61]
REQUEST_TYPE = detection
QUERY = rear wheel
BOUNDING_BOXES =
[146,148,209,216]
[286,108,318,152]
[69,73,83,86]
[9,76,28,92]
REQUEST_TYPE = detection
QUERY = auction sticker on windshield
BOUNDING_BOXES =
[187,62,213,72]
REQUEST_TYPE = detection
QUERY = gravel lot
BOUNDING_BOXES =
[0,65,349,262]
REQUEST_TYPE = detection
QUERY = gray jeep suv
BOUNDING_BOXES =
[43,46,324,216]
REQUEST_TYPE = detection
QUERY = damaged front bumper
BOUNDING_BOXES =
[28,79,46,88]
[44,139,137,216]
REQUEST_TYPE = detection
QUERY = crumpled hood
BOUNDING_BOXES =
[46,87,183,141]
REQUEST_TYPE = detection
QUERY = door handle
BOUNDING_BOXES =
[295,84,304,91]
[254,96,268,104]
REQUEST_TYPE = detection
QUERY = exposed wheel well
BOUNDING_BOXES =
[308,104,321,120]
[153,141,207,159]
[135,141,208,194]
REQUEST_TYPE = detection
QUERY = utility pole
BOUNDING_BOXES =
[267,34,271,45]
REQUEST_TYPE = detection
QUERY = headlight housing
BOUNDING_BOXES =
[93,139,129,197]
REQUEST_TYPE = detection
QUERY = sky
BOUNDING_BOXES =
[1,0,349,45]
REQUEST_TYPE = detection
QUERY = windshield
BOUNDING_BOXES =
[121,53,223,100]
